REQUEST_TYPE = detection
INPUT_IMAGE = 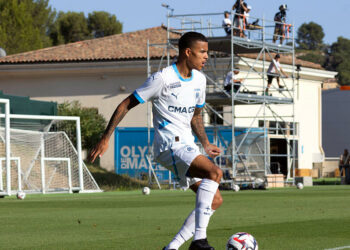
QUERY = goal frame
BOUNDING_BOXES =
[0,99,97,196]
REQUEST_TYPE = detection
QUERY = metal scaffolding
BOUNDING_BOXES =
[147,9,297,189]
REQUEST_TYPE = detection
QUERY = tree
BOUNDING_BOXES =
[326,37,350,85]
[58,101,106,151]
[0,0,54,55]
[88,11,122,38]
[297,22,325,50]
[50,11,91,45]
[297,52,326,66]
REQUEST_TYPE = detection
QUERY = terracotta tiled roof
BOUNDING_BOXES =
[0,26,323,70]
[0,26,180,64]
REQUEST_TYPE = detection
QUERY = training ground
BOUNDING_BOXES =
[1,186,350,249]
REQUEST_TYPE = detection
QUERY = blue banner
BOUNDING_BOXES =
[114,127,264,181]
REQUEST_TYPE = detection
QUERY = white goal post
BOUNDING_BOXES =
[0,99,101,196]
[0,157,21,192]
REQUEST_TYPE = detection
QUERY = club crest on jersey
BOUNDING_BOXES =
[185,146,194,152]
[169,82,181,89]
[194,88,200,98]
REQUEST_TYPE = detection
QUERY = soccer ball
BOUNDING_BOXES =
[233,184,240,192]
[16,191,26,200]
[226,232,258,250]
[296,183,304,189]
[142,187,150,195]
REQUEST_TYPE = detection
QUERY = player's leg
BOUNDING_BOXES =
[190,180,223,210]
[159,145,221,249]
[187,155,222,249]
[164,209,195,250]
[165,181,223,250]
[158,147,199,250]
[188,155,222,182]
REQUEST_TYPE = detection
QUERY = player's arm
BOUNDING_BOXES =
[88,94,140,163]
[191,107,221,158]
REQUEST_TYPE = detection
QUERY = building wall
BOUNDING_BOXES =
[322,89,350,157]
[0,60,336,174]
[222,67,326,171]
[0,62,150,171]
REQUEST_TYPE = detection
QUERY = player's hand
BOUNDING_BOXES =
[88,137,109,163]
[204,144,221,158]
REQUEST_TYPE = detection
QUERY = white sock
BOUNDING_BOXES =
[167,208,216,250]
[167,209,195,250]
[194,179,219,241]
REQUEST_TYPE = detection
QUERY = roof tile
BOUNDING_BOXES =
[0,26,323,70]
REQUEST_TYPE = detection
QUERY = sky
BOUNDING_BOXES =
[49,0,349,45]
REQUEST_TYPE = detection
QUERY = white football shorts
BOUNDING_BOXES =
[155,142,202,190]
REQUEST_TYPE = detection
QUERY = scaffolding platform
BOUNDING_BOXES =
[148,9,297,189]
[206,92,293,106]
[170,36,293,54]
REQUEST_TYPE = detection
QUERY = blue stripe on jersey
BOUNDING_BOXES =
[158,119,171,129]
[196,102,205,108]
[170,148,180,181]
[133,90,145,103]
[172,63,193,82]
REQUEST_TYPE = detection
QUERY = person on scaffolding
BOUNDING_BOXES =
[232,0,248,37]
[222,11,232,36]
[224,67,243,93]
[243,4,253,38]
[273,4,288,44]
[243,4,252,27]
[265,54,288,96]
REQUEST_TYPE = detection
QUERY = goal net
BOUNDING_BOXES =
[227,129,271,181]
[0,104,101,195]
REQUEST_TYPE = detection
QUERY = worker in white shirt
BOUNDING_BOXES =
[222,11,232,36]
[265,54,288,95]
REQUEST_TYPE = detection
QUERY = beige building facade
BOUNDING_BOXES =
[0,61,152,171]
[0,27,337,175]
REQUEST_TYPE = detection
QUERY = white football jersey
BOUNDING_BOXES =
[133,63,206,157]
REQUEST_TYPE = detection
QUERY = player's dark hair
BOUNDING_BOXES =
[178,32,208,51]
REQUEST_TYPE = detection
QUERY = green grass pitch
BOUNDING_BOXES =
[1,186,350,249]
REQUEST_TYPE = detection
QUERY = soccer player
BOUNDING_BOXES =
[89,32,223,250]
